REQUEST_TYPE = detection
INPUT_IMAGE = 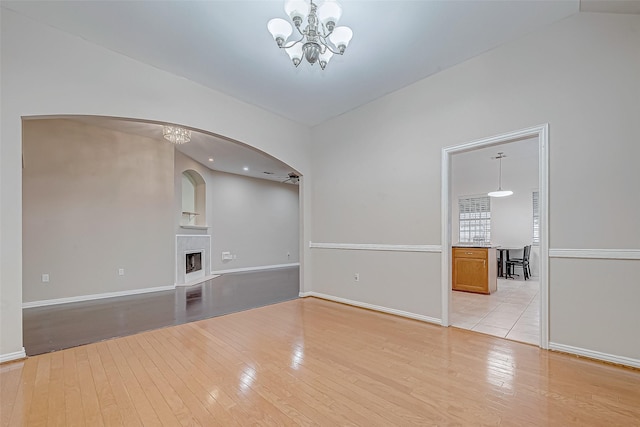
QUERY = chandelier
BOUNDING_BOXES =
[163,125,191,145]
[267,0,353,70]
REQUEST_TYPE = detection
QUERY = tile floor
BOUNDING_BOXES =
[451,277,540,345]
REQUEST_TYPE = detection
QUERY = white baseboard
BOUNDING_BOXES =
[299,291,442,326]
[22,285,176,309]
[0,348,26,364]
[212,263,299,275]
[549,342,640,369]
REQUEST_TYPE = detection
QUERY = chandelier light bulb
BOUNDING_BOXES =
[318,1,342,29]
[329,26,353,52]
[285,42,304,66]
[267,18,293,45]
[284,0,308,25]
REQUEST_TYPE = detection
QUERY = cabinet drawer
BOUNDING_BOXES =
[453,248,488,259]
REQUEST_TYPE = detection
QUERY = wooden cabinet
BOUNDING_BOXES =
[452,247,497,294]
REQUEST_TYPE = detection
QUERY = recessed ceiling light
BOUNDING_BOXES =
[208,158,214,162]
[243,167,249,171]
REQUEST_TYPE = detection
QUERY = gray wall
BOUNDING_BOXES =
[22,119,175,302]
[310,12,640,361]
[175,151,299,272]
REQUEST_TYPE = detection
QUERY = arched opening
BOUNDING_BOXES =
[20,115,302,355]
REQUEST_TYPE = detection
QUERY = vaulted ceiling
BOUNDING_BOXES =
[9,0,635,181]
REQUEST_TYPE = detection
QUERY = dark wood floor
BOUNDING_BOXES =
[23,267,299,356]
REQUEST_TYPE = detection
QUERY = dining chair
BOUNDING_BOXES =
[506,245,532,280]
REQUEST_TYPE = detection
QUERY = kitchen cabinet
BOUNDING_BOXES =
[452,247,497,294]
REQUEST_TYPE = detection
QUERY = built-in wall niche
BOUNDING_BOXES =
[181,169,207,229]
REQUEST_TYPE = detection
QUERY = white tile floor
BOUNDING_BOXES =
[451,277,540,345]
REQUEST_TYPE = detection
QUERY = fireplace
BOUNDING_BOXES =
[176,235,210,286]
[184,250,204,283]
[186,251,202,274]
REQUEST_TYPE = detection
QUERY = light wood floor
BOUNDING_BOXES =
[3,297,639,426]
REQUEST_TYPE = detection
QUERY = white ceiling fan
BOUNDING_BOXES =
[282,172,300,184]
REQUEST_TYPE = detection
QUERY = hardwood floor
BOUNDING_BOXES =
[4,297,640,426]
[23,267,300,356]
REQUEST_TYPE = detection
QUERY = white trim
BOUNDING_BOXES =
[0,348,26,364]
[549,342,640,369]
[549,248,640,260]
[442,124,550,349]
[309,242,442,252]
[22,285,176,309]
[299,292,442,326]
[212,263,299,275]
[175,274,220,287]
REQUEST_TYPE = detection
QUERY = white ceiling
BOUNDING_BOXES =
[3,0,581,126]
[10,0,633,183]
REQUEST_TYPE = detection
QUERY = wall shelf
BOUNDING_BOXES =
[180,225,209,230]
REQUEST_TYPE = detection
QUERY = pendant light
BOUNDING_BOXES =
[488,152,513,198]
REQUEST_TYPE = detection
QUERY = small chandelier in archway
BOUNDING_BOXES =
[163,125,191,145]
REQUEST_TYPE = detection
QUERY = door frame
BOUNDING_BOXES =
[440,124,549,349]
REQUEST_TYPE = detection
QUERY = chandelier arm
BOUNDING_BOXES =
[319,42,343,55]
[281,35,305,50]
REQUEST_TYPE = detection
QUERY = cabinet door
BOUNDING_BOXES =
[453,256,488,294]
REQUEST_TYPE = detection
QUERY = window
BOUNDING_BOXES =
[532,191,539,245]
[458,195,491,243]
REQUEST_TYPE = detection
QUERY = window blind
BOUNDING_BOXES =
[458,195,491,243]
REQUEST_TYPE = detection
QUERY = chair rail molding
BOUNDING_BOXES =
[309,242,442,252]
[549,248,640,260]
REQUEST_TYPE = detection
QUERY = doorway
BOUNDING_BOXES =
[441,125,549,348]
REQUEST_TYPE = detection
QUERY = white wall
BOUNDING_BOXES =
[174,151,299,271]
[310,13,640,362]
[0,9,311,360]
[22,119,175,302]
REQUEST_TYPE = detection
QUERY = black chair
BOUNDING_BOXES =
[506,245,532,280]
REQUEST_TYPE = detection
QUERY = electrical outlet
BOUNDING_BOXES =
[118,268,125,276]
[42,274,50,283]
[354,273,359,282]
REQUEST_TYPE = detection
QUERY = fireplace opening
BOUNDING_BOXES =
[186,251,202,275]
